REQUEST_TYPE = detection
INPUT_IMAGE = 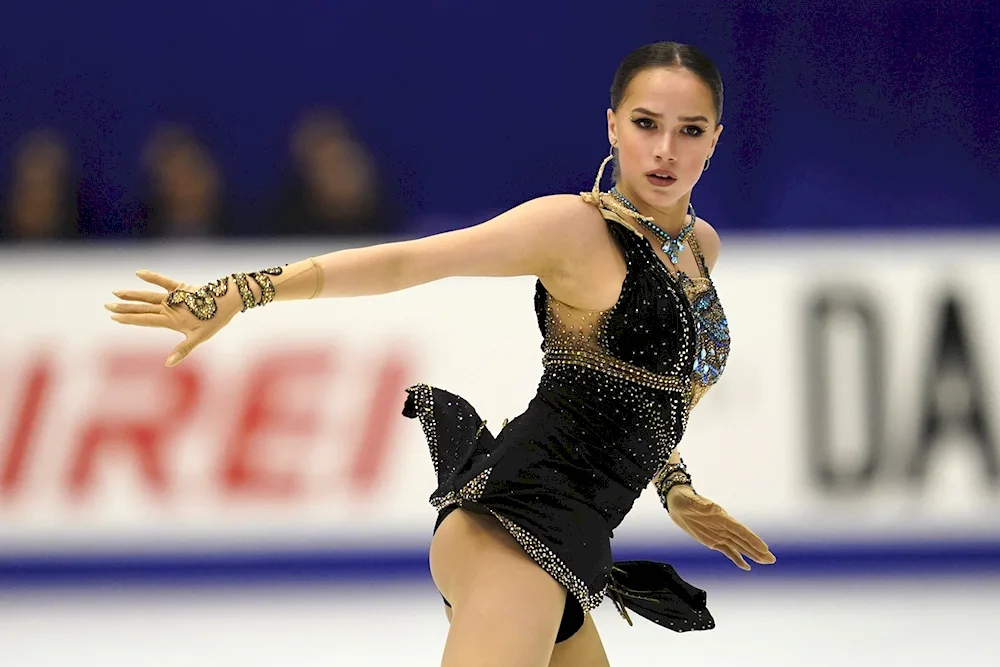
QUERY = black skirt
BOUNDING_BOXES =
[404,383,715,642]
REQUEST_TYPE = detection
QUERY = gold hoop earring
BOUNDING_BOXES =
[588,145,615,194]
[580,145,617,205]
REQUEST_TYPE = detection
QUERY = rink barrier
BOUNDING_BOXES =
[2,539,1000,589]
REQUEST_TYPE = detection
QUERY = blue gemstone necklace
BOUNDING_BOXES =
[609,187,696,265]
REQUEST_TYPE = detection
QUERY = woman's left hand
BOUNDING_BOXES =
[667,485,776,570]
[105,270,244,367]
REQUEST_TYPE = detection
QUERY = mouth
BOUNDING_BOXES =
[646,171,677,187]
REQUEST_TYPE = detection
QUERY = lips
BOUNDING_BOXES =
[646,171,677,187]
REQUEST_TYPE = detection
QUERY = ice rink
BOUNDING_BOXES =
[3,576,998,667]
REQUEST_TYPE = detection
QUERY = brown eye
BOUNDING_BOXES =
[682,126,706,137]
[632,118,656,130]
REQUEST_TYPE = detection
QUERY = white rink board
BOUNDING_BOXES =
[0,235,998,554]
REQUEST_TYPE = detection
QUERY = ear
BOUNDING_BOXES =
[606,108,618,147]
[709,123,724,157]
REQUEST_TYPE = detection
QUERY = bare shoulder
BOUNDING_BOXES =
[488,193,609,242]
[531,193,610,235]
[532,193,629,310]
[693,217,721,272]
[517,192,621,267]
[388,192,616,290]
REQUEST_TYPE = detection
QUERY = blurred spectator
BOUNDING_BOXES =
[136,123,234,238]
[0,129,80,242]
[267,108,393,237]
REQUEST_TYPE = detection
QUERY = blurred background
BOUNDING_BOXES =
[1,0,998,665]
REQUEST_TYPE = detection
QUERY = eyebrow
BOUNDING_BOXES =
[631,107,710,124]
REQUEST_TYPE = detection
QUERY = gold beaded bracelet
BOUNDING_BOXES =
[654,459,695,512]
[165,266,284,321]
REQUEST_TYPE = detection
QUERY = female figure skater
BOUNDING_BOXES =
[106,41,776,667]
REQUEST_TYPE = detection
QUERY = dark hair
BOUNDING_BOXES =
[610,42,724,124]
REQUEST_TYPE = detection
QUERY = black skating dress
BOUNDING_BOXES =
[402,194,731,642]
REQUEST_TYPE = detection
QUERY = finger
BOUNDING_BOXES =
[113,289,165,305]
[166,336,197,367]
[714,543,751,571]
[722,529,775,564]
[724,523,775,563]
[105,303,161,315]
[679,512,776,564]
[111,313,171,328]
[692,526,758,568]
[685,515,760,555]
[685,522,730,550]
[712,513,772,555]
[136,270,180,291]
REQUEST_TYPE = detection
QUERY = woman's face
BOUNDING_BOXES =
[607,67,722,210]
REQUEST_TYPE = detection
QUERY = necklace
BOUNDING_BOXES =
[609,187,696,265]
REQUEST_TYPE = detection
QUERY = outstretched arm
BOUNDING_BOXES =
[107,194,604,366]
[274,194,595,300]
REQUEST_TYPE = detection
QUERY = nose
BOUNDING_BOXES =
[653,133,678,162]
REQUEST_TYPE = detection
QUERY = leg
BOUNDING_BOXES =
[430,507,567,667]
[547,613,611,667]
[443,603,611,667]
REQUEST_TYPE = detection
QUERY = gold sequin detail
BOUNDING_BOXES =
[543,348,688,394]
[232,267,283,312]
[411,382,607,614]
[652,459,695,508]
[536,219,695,472]
[487,511,606,612]
[164,278,230,321]
[429,467,493,512]
[429,464,607,614]
[405,384,441,475]
[166,266,284,320]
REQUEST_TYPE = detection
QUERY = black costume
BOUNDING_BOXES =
[403,193,731,642]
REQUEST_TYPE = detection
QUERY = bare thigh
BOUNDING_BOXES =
[442,607,611,667]
[430,508,567,667]
[547,612,611,667]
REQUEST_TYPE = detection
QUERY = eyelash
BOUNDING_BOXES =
[631,118,705,137]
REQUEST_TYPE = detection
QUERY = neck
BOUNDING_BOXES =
[613,183,692,236]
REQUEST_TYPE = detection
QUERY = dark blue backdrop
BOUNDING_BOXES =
[2,0,998,234]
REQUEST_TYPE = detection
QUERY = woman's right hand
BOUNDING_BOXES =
[667,485,775,571]
[105,269,243,367]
